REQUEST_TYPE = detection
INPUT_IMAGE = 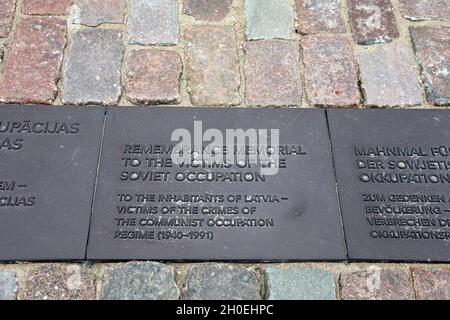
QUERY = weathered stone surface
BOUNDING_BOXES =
[295,0,345,35]
[357,43,422,107]
[266,267,336,300]
[22,0,73,15]
[0,17,66,104]
[184,0,232,21]
[23,265,96,300]
[185,25,240,106]
[0,39,5,63]
[127,0,178,45]
[125,48,182,105]
[101,262,180,300]
[410,26,450,106]
[185,264,261,300]
[399,0,450,21]
[62,29,123,105]
[74,0,125,26]
[0,0,15,38]
[0,271,18,300]
[412,268,450,300]
[301,35,360,107]
[244,40,302,106]
[340,268,414,300]
[348,0,399,45]
[245,0,294,40]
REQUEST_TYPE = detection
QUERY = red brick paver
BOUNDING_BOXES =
[185,25,240,106]
[125,49,182,105]
[0,17,66,104]
[244,40,302,107]
[301,35,360,107]
[22,0,73,15]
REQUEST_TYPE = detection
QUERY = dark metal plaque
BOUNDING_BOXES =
[328,109,450,262]
[87,107,346,260]
[0,105,104,261]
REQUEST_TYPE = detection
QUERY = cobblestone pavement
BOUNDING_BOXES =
[0,262,448,300]
[0,0,448,107]
[0,0,449,300]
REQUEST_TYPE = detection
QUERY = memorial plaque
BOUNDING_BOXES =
[0,105,104,260]
[328,109,450,262]
[87,107,346,260]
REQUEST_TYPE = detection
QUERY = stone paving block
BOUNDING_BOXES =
[100,262,180,300]
[399,0,450,21]
[0,0,15,38]
[357,43,422,107]
[244,40,302,106]
[62,29,123,105]
[410,26,450,106]
[245,0,294,40]
[0,271,18,300]
[127,0,178,45]
[412,268,450,300]
[340,268,414,300]
[348,0,399,45]
[23,265,96,300]
[301,34,360,107]
[183,0,232,21]
[125,48,182,105]
[74,0,125,26]
[185,264,261,300]
[22,0,73,15]
[0,17,66,104]
[295,0,345,35]
[266,267,336,300]
[185,25,240,106]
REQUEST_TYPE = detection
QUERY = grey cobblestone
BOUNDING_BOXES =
[0,271,18,300]
[266,267,336,300]
[127,0,178,45]
[62,29,124,105]
[101,262,180,300]
[185,264,261,300]
[245,0,294,40]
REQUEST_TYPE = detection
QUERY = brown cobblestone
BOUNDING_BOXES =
[244,40,302,106]
[357,43,422,107]
[0,16,66,104]
[74,0,125,26]
[348,0,399,45]
[0,0,15,38]
[185,25,240,106]
[413,268,450,300]
[399,0,450,21]
[183,0,232,21]
[301,34,360,107]
[295,0,346,35]
[340,268,414,300]
[410,26,450,106]
[125,48,182,105]
[22,0,73,15]
[23,265,96,300]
